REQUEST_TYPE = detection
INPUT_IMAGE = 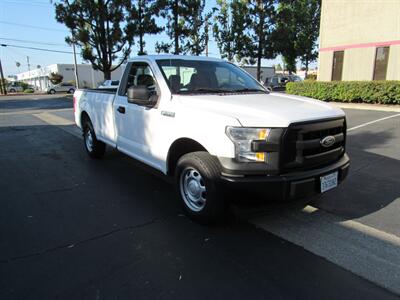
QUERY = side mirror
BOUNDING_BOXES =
[127,85,157,107]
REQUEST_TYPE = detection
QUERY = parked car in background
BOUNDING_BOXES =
[98,80,119,89]
[6,83,24,93]
[47,83,75,94]
[264,74,303,91]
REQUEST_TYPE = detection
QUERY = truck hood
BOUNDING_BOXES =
[177,92,345,127]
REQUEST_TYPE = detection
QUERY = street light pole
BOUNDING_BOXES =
[72,42,80,89]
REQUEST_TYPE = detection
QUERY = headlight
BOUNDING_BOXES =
[226,127,271,162]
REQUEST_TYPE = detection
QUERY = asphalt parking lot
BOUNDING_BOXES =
[0,94,399,299]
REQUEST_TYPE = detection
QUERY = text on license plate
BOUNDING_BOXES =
[320,171,338,193]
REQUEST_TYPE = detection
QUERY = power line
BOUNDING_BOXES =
[1,43,34,60]
[0,21,68,33]
[0,37,68,47]
[1,43,80,55]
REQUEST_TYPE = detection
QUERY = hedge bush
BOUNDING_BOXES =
[286,81,400,104]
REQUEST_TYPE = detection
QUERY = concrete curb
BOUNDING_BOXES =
[329,102,400,112]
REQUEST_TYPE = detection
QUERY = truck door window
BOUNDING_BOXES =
[124,63,157,96]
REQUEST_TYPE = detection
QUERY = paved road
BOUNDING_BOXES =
[0,94,72,112]
[0,95,399,299]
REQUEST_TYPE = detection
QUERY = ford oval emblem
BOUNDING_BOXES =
[320,135,336,148]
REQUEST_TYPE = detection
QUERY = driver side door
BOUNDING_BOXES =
[114,62,160,167]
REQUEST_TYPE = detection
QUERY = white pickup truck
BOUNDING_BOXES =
[74,55,349,223]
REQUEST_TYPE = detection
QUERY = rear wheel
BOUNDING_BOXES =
[9,88,16,93]
[83,118,105,159]
[175,151,226,224]
[68,88,75,94]
[49,89,56,94]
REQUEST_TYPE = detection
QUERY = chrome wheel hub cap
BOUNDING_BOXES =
[85,129,93,152]
[180,167,206,212]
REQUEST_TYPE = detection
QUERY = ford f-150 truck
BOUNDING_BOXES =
[74,55,349,223]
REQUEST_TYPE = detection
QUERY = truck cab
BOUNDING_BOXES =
[74,55,349,223]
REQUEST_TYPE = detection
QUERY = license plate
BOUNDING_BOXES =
[320,172,338,193]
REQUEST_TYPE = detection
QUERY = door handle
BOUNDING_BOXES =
[117,106,125,114]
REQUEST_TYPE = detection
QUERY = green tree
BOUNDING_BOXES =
[213,0,234,61]
[54,0,134,80]
[273,0,297,74]
[295,0,321,77]
[245,0,276,80]
[213,0,250,62]
[156,0,190,54]
[273,0,321,75]
[128,0,163,55]
[184,0,211,55]
[49,72,64,84]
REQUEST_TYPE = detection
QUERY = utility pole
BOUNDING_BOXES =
[27,56,30,72]
[205,19,209,57]
[72,41,80,89]
[0,57,7,95]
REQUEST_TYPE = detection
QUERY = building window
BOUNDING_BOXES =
[331,51,344,81]
[373,47,390,80]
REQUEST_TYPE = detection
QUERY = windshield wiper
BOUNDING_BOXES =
[233,88,267,93]
[192,88,231,93]
[177,88,231,94]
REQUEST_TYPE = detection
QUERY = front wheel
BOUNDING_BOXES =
[49,89,56,94]
[175,152,226,224]
[68,88,75,94]
[83,119,106,159]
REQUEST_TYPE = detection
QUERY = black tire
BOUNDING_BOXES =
[49,89,56,94]
[175,151,226,224]
[82,118,106,159]
[9,88,16,93]
[68,88,75,94]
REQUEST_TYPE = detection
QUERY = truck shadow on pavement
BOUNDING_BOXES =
[85,127,400,229]
[1,124,399,299]
[312,130,399,222]
[1,122,397,227]
[229,130,400,229]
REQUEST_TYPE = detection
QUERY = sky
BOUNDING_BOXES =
[0,0,283,77]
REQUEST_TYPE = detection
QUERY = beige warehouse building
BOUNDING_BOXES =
[318,0,400,81]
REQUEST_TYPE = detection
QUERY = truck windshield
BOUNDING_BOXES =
[156,59,267,95]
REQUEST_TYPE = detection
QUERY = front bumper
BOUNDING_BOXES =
[220,154,350,201]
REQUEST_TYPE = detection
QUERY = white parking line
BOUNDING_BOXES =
[33,112,82,138]
[348,113,400,132]
[251,205,400,295]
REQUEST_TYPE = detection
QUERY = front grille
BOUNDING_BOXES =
[280,118,346,172]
